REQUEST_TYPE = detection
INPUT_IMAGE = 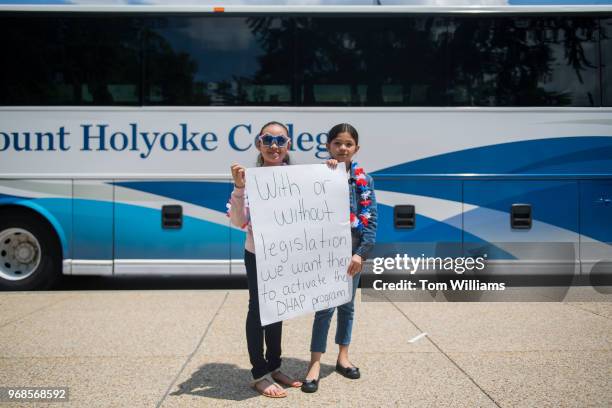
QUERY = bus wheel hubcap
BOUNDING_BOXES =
[0,228,41,281]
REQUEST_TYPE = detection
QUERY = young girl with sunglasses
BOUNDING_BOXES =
[301,123,377,393]
[228,121,302,398]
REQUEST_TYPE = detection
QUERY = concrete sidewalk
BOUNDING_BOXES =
[0,289,611,407]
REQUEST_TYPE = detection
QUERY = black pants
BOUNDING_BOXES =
[245,250,282,379]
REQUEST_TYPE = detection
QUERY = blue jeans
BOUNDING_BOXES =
[310,271,361,353]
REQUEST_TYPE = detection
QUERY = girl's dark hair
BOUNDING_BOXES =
[256,121,291,167]
[327,123,359,145]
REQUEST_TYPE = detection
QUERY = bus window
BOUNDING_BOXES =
[0,15,141,106]
[447,16,600,107]
[603,17,612,107]
[144,16,294,106]
[296,16,447,106]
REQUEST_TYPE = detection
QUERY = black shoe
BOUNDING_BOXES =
[300,378,319,393]
[336,362,360,379]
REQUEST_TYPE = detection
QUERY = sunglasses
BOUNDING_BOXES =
[259,134,289,147]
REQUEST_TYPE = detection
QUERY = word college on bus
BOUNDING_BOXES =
[0,123,330,159]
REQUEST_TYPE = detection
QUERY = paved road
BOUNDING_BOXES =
[0,285,610,407]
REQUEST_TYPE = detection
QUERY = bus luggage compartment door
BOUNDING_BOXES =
[580,180,612,278]
[73,180,113,275]
[463,180,579,278]
[113,180,230,276]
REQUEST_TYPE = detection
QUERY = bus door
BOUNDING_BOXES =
[113,180,231,276]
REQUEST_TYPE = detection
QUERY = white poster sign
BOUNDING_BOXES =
[245,164,353,326]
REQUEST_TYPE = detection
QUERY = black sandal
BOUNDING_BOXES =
[301,378,319,393]
[335,362,360,379]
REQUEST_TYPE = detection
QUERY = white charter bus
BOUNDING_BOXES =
[0,2,611,290]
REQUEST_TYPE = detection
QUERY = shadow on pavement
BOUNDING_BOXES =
[171,358,335,402]
[52,275,248,291]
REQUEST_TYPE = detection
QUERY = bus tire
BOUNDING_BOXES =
[0,213,61,291]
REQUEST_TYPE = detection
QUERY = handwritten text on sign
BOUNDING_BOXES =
[245,164,352,326]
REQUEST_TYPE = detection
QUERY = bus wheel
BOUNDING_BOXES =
[0,215,61,291]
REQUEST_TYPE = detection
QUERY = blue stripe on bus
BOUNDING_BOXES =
[114,202,230,259]
[375,179,462,203]
[0,193,29,202]
[113,181,231,213]
[376,203,517,259]
[373,137,612,176]
[373,180,582,240]
[463,180,579,234]
[1,195,586,261]
[377,204,461,243]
